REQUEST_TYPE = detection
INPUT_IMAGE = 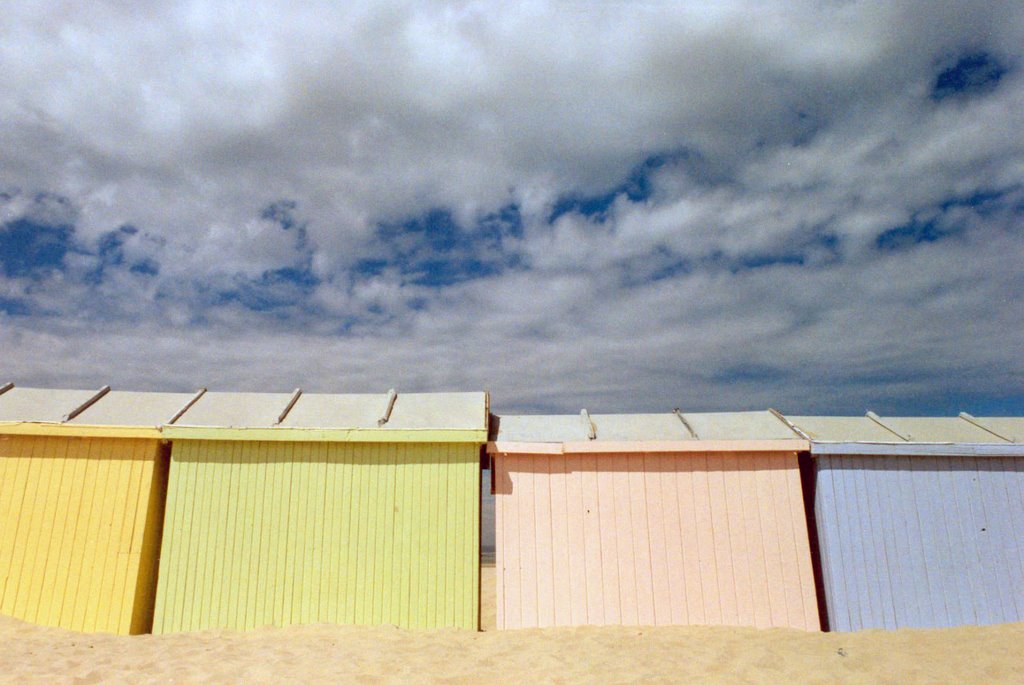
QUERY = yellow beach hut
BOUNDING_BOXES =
[0,384,198,634]
[153,389,487,633]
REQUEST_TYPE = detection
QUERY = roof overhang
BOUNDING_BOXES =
[161,426,488,443]
[0,422,162,439]
[488,439,809,455]
[810,442,1024,457]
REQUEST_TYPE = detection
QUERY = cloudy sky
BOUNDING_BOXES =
[2,0,1022,415]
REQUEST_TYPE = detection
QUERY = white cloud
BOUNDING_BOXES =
[1,1,1022,414]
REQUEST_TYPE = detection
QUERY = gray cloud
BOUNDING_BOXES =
[1,1,1022,415]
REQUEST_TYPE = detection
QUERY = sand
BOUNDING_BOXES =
[1,567,1021,684]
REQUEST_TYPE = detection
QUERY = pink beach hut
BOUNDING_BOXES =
[489,411,821,630]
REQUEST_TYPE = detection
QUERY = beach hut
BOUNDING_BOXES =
[153,390,487,633]
[784,413,1024,631]
[0,384,197,634]
[489,410,821,630]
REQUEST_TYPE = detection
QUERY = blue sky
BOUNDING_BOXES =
[1,1,1022,415]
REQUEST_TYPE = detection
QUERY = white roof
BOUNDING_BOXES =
[171,391,299,428]
[681,411,797,440]
[280,392,487,430]
[70,391,196,426]
[786,416,904,442]
[0,387,100,423]
[968,417,1024,442]
[492,411,798,442]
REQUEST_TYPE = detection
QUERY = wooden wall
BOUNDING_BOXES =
[0,435,167,634]
[494,450,820,630]
[153,440,479,632]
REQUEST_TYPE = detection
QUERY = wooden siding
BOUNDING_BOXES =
[815,456,1024,631]
[153,440,479,633]
[0,435,167,634]
[494,451,820,630]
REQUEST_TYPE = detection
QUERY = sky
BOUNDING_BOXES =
[2,0,1023,416]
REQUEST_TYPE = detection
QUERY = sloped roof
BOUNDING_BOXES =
[785,416,905,442]
[70,391,197,426]
[492,410,802,442]
[784,413,1023,456]
[681,411,797,440]
[170,391,297,428]
[873,416,1009,443]
[164,389,488,442]
[964,416,1024,442]
[489,409,808,454]
[0,385,487,442]
[0,386,193,437]
[0,387,100,423]
[492,413,691,442]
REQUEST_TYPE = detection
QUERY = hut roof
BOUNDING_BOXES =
[164,389,488,442]
[964,416,1024,442]
[0,386,197,437]
[489,410,807,454]
[784,413,1023,457]
[0,386,100,423]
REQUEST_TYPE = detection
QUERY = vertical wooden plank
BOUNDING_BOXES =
[445,445,458,627]
[691,453,719,624]
[0,440,35,614]
[255,441,276,628]
[596,456,620,624]
[108,441,141,632]
[867,458,902,629]
[661,454,692,624]
[517,457,539,628]
[752,455,785,627]
[241,441,264,630]
[564,453,587,625]
[643,454,670,625]
[881,456,918,629]
[933,459,976,626]
[1000,459,1024,620]
[738,454,769,629]
[549,454,572,625]
[363,443,382,626]
[417,444,435,628]
[629,454,655,625]
[862,457,897,629]
[68,440,104,631]
[494,454,506,629]
[534,455,555,627]
[978,458,1024,622]
[30,437,72,627]
[951,457,996,624]
[721,452,753,627]
[612,458,638,625]
[830,456,862,630]
[221,441,242,629]
[402,444,417,627]
[397,445,415,628]
[383,443,400,626]
[950,457,986,625]
[104,446,139,632]
[323,444,342,624]
[705,453,736,625]
[15,441,55,623]
[18,440,55,622]
[580,453,604,624]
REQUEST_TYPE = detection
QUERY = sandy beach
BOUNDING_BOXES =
[0,566,1022,684]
